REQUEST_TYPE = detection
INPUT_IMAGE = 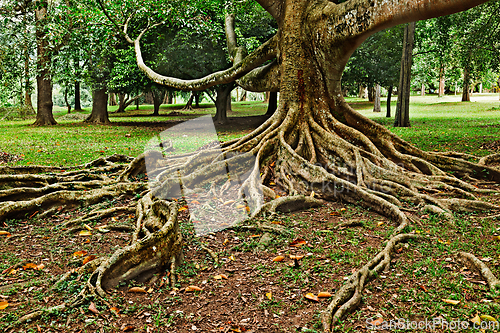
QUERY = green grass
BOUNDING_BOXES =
[0,94,499,166]
[354,93,500,156]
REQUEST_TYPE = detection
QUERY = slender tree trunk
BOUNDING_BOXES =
[85,88,110,124]
[265,91,278,117]
[239,90,247,102]
[438,65,445,97]
[33,0,56,126]
[23,33,34,112]
[386,86,393,118]
[116,93,127,113]
[373,84,381,112]
[462,67,471,102]
[64,88,71,114]
[358,85,366,99]
[394,22,416,128]
[420,83,425,96]
[226,93,232,112]
[74,81,82,111]
[167,91,173,104]
[109,93,117,106]
[194,92,201,108]
[183,93,195,109]
[136,97,140,110]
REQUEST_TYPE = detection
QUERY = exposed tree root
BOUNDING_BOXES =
[322,233,422,331]
[458,252,500,291]
[200,243,220,266]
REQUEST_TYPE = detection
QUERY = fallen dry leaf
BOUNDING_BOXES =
[223,200,235,206]
[289,255,304,260]
[23,263,39,270]
[214,274,228,280]
[305,293,319,302]
[266,292,272,300]
[0,301,8,310]
[89,302,99,314]
[480,315,497,322]
[0,231,11,236]
[190,200,200,205]
[442,299,460,305]
[471,315,481,325]
[371,317,384,326]
[73,250,88,258]
[110,307,120,316]
[128,287,147,294]
[185,285,203,292]
[272,256,285,262]
[318,292,332,298]
[289,238,307,247]
[178,206,188,212]
[121,324,135,332]
[79,230,92,236]
[82,255,97,265]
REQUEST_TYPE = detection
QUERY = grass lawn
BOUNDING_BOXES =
[0,94,499,166]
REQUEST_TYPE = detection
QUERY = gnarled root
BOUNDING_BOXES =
[458,252,500,291]
[322,233,422,331]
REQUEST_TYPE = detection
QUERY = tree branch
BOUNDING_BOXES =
[254,0,283,21]
[128,21,278,91]
[237,60,280,92]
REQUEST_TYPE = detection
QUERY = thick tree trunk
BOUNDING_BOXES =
[85,88,110,124]
[394,22,416,128]
[145,92,154,104]
[367,86,375,102]
[214,84,233,124]
[438,65,445,97]
[33,1,56,126]
[226,93,232,112]
[152,90,165,116]
[194,91,201,108]
[373,84,381,112]
[265,91,278,116]
[386,86,393,118]
[74,81,82,111]
[462,67,471,102]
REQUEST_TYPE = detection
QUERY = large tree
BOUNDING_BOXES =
[2,0,499,330]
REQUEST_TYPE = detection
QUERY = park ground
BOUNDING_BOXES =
[0,94,499,332]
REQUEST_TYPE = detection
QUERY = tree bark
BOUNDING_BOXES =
[386,86,393,118]
[214,84,233,124]
[64,88,71,114]
[373,84,381,112]
[239,90,247,102]
[420,83,425,96]
[394,22,416,128]
[226,92,232,112]
[265,91,278,116]
[358,85,367,99]
[74,81,82,111]
[108,93,117,106]
[183,93,195,109]
[23,30,34,112]
[152,90,165,116]
[462,66,471,102]
[194,92,201,108]
[367,86,375,102]
[438,65,445,97]
[85,88,110,124]
[33,0,56,126]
